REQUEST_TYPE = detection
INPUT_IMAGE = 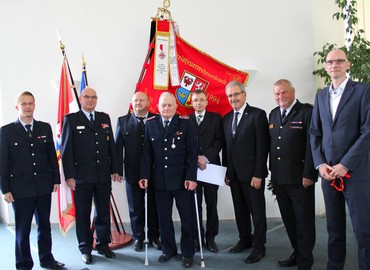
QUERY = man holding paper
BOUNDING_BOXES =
[189,89,224,253]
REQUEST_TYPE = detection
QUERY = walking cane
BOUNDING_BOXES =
[194,190,206,267]
[144,187,149,266]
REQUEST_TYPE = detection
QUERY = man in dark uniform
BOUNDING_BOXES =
[139,92,198,268]
[189,89,224,253]
[222,80,269,264]
[269,79,317,269]
[61,87,119,265]
[0,91,64,270]
[115,92,160,252]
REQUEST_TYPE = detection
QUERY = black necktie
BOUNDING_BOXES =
[232,112,239,139]
[281,110,287,121]
[137,117,145,135]
[25,124,32,138]
[89,113,94,126]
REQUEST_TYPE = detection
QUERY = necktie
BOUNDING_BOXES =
[232,111,239,139]
[137,117,145,135]
[281,110,287,121]
[164,120,169,131]
[197,115,203,125]
[89,113,94,125]
[25,124,32,138]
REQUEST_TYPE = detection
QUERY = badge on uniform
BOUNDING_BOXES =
[107,136,110,141]
[269,124,274,129]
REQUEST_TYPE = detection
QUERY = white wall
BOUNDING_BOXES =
[0,0,346,224]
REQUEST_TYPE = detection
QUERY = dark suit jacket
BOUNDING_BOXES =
[115,112,155,184]
[141,114,198,191]
[310,79,370,182]
[189,111,224,165]
[222,104,269,182]
[0,119,60,199]
[269,101,318,184]
[61,111,119,184]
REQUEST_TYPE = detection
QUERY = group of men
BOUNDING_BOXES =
[0,48,369,270]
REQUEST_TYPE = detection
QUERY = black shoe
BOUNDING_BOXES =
[278,252,297,267]
[158,253,177,263]
[149,238,162,250]
[182,257,193,268]
[245,249,266,264]
[40,260,65,269]
[82,254,92,264]
[97,246,116,258]
[133,240,144,252]
[230,240,253,253]
[206,240,218,253]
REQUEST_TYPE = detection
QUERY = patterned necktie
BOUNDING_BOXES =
[281,109,287,121]
[89,113,94,126]
[197,115,203,125]
[25,124,32,138]
[232,111,239,139]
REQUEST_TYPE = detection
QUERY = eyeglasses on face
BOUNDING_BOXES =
[325,59,348,65]
[226,91,244,98]
[82,95,98,100]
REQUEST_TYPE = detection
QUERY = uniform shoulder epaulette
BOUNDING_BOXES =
[179,115,189,119]
[146,115,156,121]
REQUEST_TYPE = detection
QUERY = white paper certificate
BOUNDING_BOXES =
[197,164,227,186]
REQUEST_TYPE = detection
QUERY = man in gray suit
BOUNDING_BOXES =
[310,49,370,270]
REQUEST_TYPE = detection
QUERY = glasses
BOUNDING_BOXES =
[192,98,207,103]
[325,59,348,66]
[226,91,244,98]
[82,95,98,100]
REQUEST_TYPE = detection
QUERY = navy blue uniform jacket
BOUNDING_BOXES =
[140,115,198,191]
[115,112,156,184]
[61,111,119,184]
[269,101,318,184]
[0,119,60,199]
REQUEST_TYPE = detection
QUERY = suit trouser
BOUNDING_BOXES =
[156,189,195,258]
[275,184,315,269]
[74,181,112,254]
[322,179,370,270]
[13,194,54,270]
[126,181,160,241]
[229,176,267,251]
[195,182,219,243]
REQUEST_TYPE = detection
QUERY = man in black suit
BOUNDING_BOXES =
[310,49,370,270]
[115,92,160,252]
[139,92,198,268]
[61,87,119,265]
[269,79,317,269]
[189,89,224,253]
[222,80,269,264]
[0,91,64,270]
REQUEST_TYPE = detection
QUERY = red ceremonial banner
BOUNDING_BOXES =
[136,28,249,116]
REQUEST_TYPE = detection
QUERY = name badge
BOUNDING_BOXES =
[77,126,85,129]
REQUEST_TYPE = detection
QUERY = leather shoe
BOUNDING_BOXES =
[245,249,266,264]
[182,257,193,268]
[40,260,65,269]
[82,254,92,264]
[149,238,162,250]
[278,252,297,267]
[206,240,218,253]
[133,239,144,251]
[158,253,177,263]
[230,240,253,253]
[97,246,115,258]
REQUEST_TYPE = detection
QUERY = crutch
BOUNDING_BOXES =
[144,187,149,266]
[194,190,206,267]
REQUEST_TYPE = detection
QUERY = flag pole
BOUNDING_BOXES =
[57,32,81,109]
